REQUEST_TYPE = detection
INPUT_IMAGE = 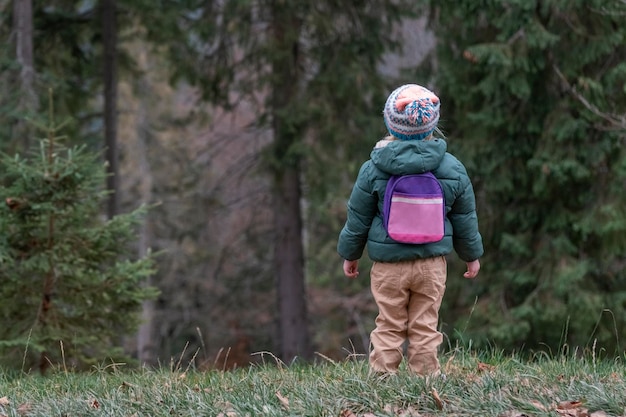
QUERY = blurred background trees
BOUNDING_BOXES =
[0,0,625,370]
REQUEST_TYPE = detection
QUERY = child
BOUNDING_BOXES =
[337,84,483,376]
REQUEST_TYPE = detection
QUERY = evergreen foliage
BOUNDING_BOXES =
[426,0,626,354]
[0,102,158,373]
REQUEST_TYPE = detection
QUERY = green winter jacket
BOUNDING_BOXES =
[337,138,483,263]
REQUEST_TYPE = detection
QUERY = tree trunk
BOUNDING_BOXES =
[137,252,155,365]
[134,74,156,365]
[102,0,119,218]
[273,169,312,361]
[270,2,313,362]
[12,0,37,151]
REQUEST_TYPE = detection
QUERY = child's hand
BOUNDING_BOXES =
[464,259,480,279]
[343,259,359,278]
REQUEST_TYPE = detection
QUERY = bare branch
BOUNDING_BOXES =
[552,64,626,131]
[588,1,626,16]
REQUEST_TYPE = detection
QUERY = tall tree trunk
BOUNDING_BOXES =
[134,74,155,365]
[12,0,37,151]
[270,2,312,362]
[273,168,312,361]
[136,239,155,365]
[102,0,119,218]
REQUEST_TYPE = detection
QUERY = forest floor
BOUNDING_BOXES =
[0,348,624,417]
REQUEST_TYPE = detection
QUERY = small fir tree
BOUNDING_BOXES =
[0,100,158,373]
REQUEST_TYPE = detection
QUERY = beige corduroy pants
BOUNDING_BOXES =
[369,256,447,375]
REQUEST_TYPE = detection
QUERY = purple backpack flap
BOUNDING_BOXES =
[383,172,445,244]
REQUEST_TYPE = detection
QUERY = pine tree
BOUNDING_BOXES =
[0,96,158,373]
[426,0,626,354]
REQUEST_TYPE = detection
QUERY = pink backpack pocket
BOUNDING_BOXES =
[383,173,445,244]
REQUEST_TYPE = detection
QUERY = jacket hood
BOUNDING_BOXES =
[370,138,447,175]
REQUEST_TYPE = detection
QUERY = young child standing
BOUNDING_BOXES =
[337,84,483,376]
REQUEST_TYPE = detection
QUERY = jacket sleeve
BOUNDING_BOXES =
[337,162,378,261]
[448,167,484,262]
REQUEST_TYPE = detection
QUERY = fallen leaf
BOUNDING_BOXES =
[383,404,411,415]
[556,409,589,417]
[498,411,531,417]
[556,400,589,417]
[399,405,422,416]
[0,397,8,406]
[477,362,495,372]
[275,391,289,410]
[432,388,443,410]
[590,412,608,417]
[529,400,548,411]
[17,403,32,416]
[340,410,357,417]
[558,401,584,410]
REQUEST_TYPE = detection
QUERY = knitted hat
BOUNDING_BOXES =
[383,84,440,140]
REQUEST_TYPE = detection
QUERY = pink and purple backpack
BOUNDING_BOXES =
[382,172,445,244]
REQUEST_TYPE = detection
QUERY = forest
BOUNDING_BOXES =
[0,0,625,372]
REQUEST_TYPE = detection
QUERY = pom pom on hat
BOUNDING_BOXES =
[383,84,440,141]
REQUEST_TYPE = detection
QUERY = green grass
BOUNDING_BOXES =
[0,349,625,417]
